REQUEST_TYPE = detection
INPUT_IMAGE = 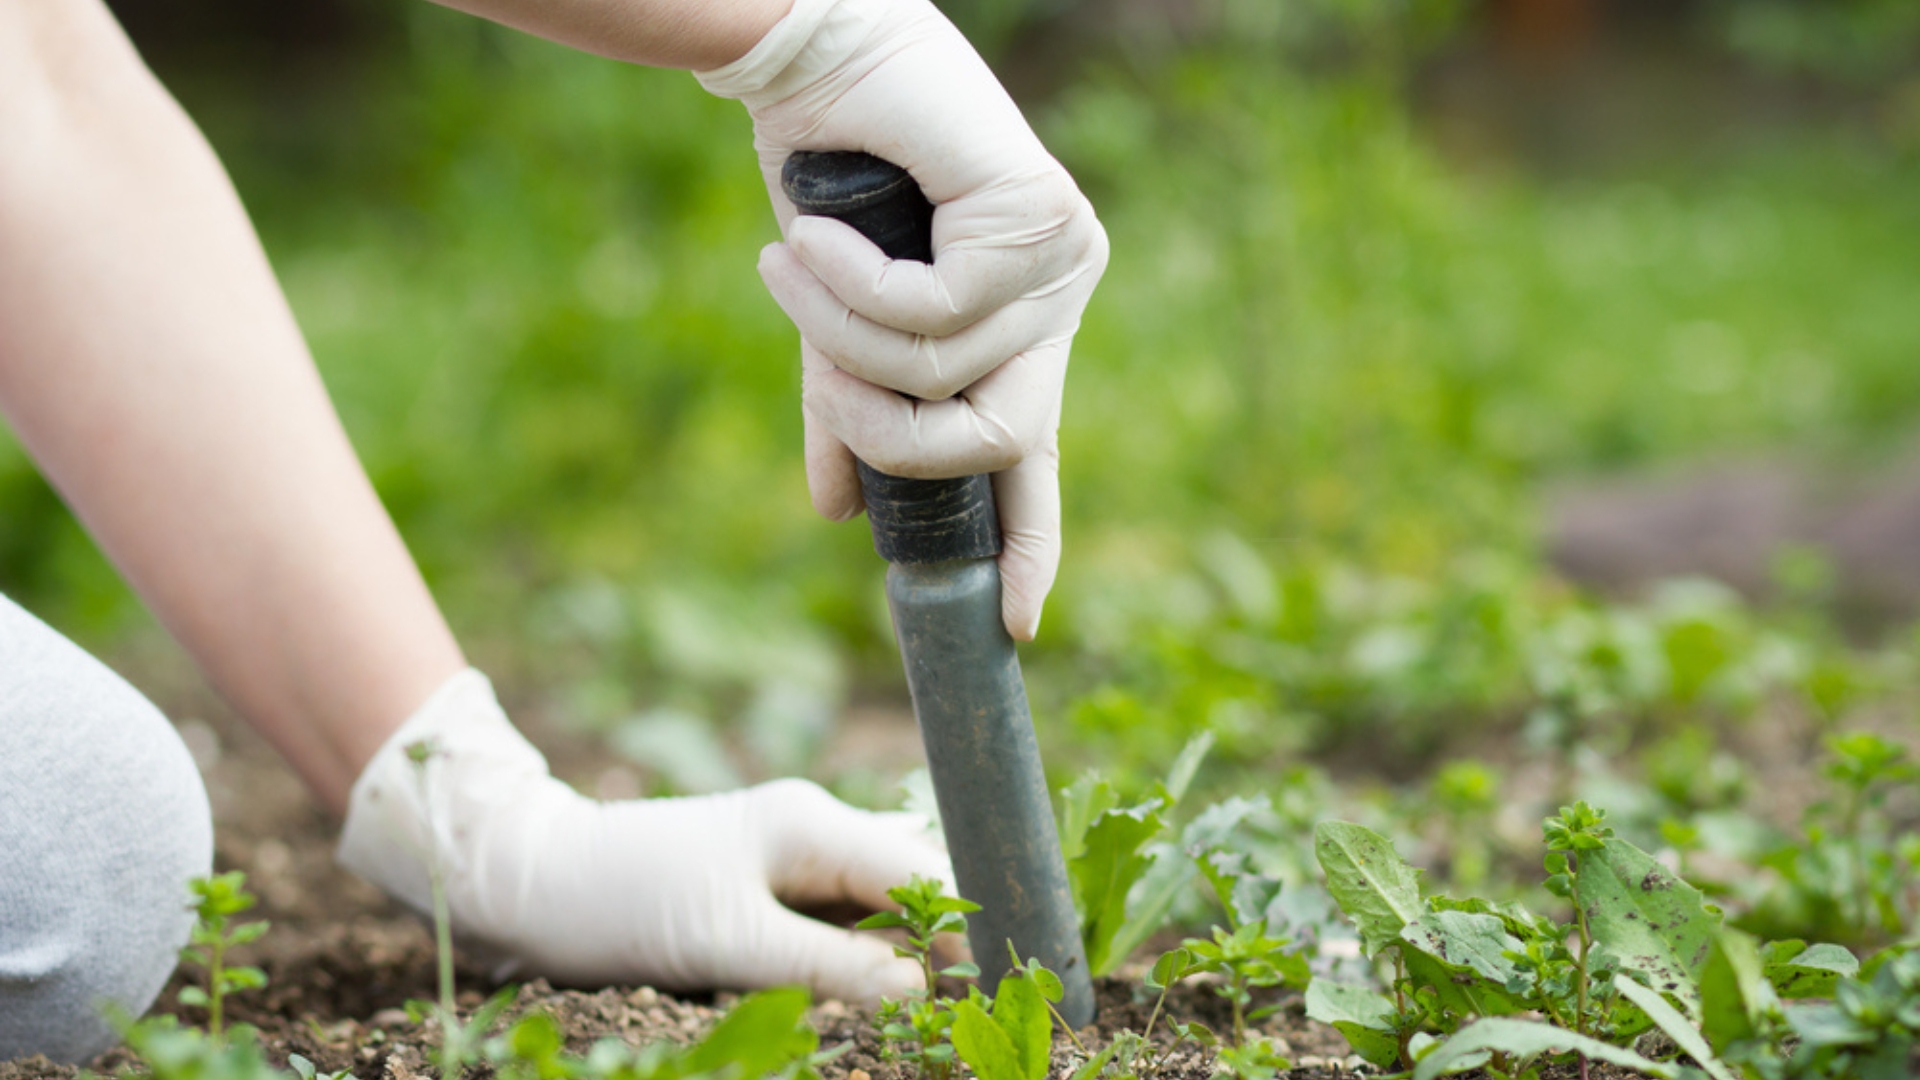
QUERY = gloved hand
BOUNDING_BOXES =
[337,669,954,1000]
[695,0,1109,641]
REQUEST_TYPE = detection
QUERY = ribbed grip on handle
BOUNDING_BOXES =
[780,151,1000,565]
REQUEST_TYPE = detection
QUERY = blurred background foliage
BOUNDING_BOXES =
[5,0,1920,881]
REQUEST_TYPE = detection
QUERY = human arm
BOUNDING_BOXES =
[0,0,951,999]
[0,0,465,815]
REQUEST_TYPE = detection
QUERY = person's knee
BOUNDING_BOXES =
[0,612,214,1062]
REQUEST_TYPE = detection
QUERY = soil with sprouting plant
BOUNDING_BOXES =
[3,666,1916,1080]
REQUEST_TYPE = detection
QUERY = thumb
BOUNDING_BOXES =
[756,781,956,909]
[746,899,925,1003]
[800,344,866,522]
[991,435,1062,642]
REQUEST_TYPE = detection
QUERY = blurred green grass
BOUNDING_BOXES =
[4,5,1920,764]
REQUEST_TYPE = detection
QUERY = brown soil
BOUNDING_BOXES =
[0,671,1671,1080]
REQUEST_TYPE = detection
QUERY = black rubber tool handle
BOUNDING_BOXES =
[780,151,1001,566]
[781,150,1098,1029]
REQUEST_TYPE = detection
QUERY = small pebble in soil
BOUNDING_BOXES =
[369,1009,410,1029]
[848,1070,871,1080]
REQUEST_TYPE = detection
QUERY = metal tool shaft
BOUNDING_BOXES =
[781,150,1095,1027]
[886,558,1093,1027]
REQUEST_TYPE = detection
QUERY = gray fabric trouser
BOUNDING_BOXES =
[0,595,213,1063]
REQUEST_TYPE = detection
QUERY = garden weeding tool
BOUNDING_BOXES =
[782,150,1096,1028]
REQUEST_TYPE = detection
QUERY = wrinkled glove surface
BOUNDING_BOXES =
[697,0,1109,640]
[337,669,952,1001]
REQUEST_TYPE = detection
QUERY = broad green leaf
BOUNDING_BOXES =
[1314,821,1424,958]
[1613,975,1735,1080]
[1575,834,1720,1017]
[1400,910,1526,1018]
[854,911,912,931]
[1304,980,1395,1028]
[1765,942,1858,999]
[1401,911,1523,985]
[1058,775,1119,862]
[1403,949,1524,1020]
[1070,799,1166,975]
[1410,1018,1678,1080]
[1027,965,1064,1004]
[684,986,813,1078]
[952,1000,1025,1080]
[1148,948,1193,991]
[991,974,1051,1080]
[1305,981,1399,1068]
[1699,929,1777,1054]
[1099,795,1267,971]
[1163,732,1215,804]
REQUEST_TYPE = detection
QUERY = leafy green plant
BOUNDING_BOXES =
[111,1015,290,1080]
[1309,805,1738,1072]
[1741,732,1918,948]
[951,967,1052,1080]
[483,988,824,1080]
[1309,802,1913,1080]
[858,875,982,1080]
[1208,1037,1292,1080]
[1060,733,1215,977]
[1182,851,1310,1047]
[178,872,271,1038]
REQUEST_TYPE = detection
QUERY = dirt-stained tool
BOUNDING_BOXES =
[782,150,1096,1029]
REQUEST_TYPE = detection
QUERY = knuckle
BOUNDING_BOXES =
[904,368,967,402]
[756,777,834,816]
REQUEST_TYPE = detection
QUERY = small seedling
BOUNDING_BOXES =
[1094,947,1215,1078]
[1541,801,1611,1040]
[856,874,983,993]
[1209,1036,1291,1080]
[178,871,270,1038]
[405,739,517,1080]
[857,875,981,1080]
[1182,849,1309,1047]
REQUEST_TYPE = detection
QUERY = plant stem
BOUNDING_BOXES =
[207,934,226,1038]
[1393,950,1413,1070]
[1231,976,1246,1047]
[1044,999,1089,1054]
[1571,856,1590,1038]
[434,863,455,1022]
[1143,982,1171,1043]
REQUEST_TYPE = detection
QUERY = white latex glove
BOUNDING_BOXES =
[337,669,954,1001]
[695,0,1109,641]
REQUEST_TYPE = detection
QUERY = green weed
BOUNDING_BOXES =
[177,872,270,1039]
[857,875,982,1080]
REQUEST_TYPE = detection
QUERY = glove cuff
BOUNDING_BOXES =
[694,0,892,105]
[335,667,550,917]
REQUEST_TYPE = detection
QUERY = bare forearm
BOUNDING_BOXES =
[432,0,792,70]
[0,2,463,815]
